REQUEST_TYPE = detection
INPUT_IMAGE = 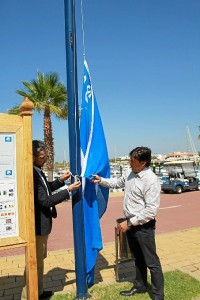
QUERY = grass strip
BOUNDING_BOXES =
[51,270,200,300]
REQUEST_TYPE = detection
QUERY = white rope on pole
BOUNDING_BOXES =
[80,0,86,58]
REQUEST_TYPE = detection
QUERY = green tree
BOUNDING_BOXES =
[8,71,68,181]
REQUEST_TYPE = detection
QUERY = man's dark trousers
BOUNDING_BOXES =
[126,220,164,300]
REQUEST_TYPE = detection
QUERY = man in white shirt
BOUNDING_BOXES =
[92,146,164,300]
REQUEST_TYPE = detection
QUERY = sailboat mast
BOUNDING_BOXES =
[186,125,197,154]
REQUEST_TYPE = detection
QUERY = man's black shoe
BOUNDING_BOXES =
[120,287,146,296]
[39,290,53,299]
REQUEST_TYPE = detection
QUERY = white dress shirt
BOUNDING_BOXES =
[99,167,161,226]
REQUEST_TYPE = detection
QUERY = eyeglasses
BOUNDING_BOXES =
[36,146,45,152]
[38,155,48,160]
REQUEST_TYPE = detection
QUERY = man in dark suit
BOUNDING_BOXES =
[21,140,81,299]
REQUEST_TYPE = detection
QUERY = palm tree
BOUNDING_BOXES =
[7,105,20,115]
[8,71,68,181]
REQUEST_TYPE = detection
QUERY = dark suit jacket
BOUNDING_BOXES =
[33,168,70,235]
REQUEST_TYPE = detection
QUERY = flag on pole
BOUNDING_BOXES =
[80,58,110,286]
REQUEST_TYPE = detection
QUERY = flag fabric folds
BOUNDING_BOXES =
[80,58,110,286]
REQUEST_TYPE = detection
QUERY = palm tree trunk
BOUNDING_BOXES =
[44,106,54,181]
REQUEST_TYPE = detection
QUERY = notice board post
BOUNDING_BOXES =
[0,97,38,300]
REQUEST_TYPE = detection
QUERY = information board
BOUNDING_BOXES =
[0,133,18,238]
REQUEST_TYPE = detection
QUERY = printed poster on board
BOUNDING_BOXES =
[0,134,18,238]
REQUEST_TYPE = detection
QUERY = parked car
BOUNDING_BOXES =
[161,160,200,194]
[157,173,169,185]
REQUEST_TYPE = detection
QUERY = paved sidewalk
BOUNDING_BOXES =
[0,227,200,299]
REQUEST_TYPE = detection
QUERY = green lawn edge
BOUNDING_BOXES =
[51,270,200,300]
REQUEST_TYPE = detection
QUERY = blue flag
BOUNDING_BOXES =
[80,59,110,286]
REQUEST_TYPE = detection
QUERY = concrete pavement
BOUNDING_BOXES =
[0,227,200,300]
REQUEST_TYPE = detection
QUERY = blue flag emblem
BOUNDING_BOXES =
[80,59,110,285]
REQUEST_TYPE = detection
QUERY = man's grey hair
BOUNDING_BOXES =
[32,140,46,156]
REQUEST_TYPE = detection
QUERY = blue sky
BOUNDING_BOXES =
[0,0,200,161]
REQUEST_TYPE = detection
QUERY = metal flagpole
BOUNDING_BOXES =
[63,0,88,298]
